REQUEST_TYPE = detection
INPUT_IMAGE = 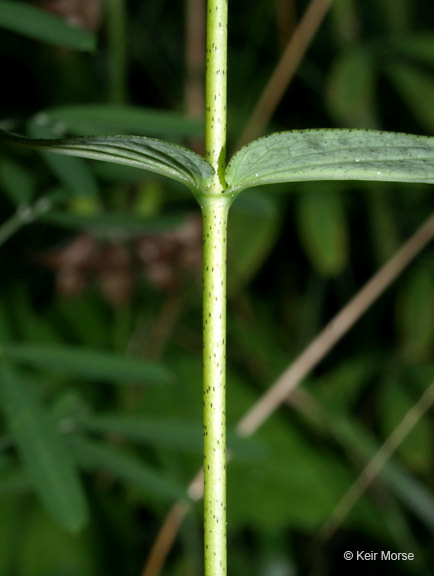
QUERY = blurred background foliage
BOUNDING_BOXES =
[0,0,433,575]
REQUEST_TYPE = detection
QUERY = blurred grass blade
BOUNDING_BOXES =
[387,63,434,133]
[33,105,204,139]
[226,130,434,193]
[296,184,348,277]
[228,192,281,294]
[332,415,434,530]
[396,263,434,359]
[0,157,35,205]
[326,48,377,128]
[82,414,203,452]
[0,365,88,532]
[71,436,186,501]
[0,1,95,51]
[1,344,173,386]
[388,34,434,67]
[0,130,214,193]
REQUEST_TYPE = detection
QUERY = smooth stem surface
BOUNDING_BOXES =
[205,0,228,191]
[201,196,229,576]
[203,1,229,575]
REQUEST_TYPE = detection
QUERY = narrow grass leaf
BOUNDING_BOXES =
[388,63,434,132]
[0,157,35,205]
[1,344,173,386]
[228,192,281,293]
[226,130,434,193]
[296,184,348,276]
[0,130,214,193]
[0,365,88,532]
[0,1,95,51]
[397,263,434,360]
[388,34,434,67]
[81,414,203,452]
[71,436,186,501]
[327,48,377,127]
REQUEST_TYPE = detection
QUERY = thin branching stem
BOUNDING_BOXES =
[0,198,52,247]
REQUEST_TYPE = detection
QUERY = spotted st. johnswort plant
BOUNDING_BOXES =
[2,0,434,574]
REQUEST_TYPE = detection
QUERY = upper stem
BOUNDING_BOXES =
[205,0,228,192]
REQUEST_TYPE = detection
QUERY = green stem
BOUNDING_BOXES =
[205,0,228,192]
[0,199,52,247]
[106,0,127,104]
[202,1,229,575]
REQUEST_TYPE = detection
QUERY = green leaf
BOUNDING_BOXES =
[0,157,35,205]
[396,262,434,360]
[0,496,22,574]
[228,192,282,293]
[0,130,214,193]
[0,1,95,51]
[1,344,173,386]
[314,354,380,411]
[0,365,88,532]
[225,130,434,193]
[71,436,186,501]
[327,48,377,128]
[19,507,96,576]
[387,62,434,132]
[296,184,348,277]
[33,105,204,138]
[82,414,203,452]
[380,377,432,474]
[388,34,434,67]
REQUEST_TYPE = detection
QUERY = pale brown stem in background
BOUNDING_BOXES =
[236,212,434,437]
[144,295,182,360]
[185,0,206,153]
[317,379,434,543]
[141,502,190,576]
[275,0,297,46]
[236,0,333,150]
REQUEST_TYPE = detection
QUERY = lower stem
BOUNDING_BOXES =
[201,195,230,576]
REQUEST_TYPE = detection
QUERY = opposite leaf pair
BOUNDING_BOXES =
[2,129,434,203]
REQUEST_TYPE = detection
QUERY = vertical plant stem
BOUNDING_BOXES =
[205,0,228,190]
[202,1,229,575]
[201,196,229,576]
[106,0,127,103]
